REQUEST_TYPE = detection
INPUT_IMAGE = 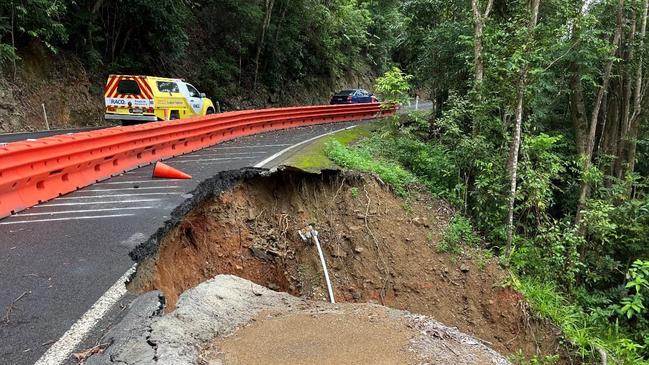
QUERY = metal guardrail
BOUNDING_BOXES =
[0,103,392,218]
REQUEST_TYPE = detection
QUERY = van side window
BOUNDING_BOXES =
[186,84,200,98]
[157,81,179,93]
[117,80,141,95]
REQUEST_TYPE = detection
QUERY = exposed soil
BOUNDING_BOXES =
[1,42,105,132]
[207,306,417,365]
[129,168,566,360]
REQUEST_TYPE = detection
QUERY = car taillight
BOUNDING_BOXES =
[347,96,352,101]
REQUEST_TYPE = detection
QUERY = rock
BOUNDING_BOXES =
[460,264,470,273]
[412,217,430,228]
[85,291,164,365]
[331,247,347,258]
[250,246,272,261]
[247,208,256,221]
[354,246,364,254]
[349,225,363,232]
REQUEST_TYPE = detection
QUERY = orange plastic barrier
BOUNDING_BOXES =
[0,103,393,218]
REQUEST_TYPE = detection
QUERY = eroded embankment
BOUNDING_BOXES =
[128,167,565,360]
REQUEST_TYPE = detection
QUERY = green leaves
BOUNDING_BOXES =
[374,66,413,108]
[621,294,646,319]
[0,0,68,63]
[618,261,649,321]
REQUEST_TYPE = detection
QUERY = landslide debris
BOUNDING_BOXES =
[128,167,565,360]
[90,275,511,365]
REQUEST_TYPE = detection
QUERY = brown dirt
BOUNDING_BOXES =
[206,306,417,365]
[1,41,105,132]
[129,169,566,361]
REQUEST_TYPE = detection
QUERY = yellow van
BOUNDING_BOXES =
[104,75,216,125]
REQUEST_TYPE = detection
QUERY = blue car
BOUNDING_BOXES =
[330,89,378,104]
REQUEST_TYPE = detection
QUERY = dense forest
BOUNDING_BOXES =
[2,0,649,363]
[0,0,402,102]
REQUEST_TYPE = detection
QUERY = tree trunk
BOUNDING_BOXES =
[575,0,625,228]
[274,0,290,44]
[11,0,16,80]
[625,0,649,178]
[253,0,275,90]
[504,0,540,257]
[471,0,494,85]
[614,8,636,179]
[570,67,589,156]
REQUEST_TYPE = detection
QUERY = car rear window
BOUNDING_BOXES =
[335,90,355,96]
[157,81,180,93]
[117,80,141,95]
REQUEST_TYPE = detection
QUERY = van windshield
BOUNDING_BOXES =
[117,80,141,95]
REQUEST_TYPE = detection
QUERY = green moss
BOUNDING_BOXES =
[285,123,377,171]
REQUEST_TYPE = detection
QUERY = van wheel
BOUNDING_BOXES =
[169,110,180,120]
[206,107,215,115]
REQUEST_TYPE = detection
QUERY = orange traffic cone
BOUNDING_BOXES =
[152,161,192,179]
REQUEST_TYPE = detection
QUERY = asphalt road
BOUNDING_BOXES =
[0,121,368,365]
[0,127,106,145]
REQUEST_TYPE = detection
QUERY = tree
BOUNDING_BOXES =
[505,0,541,257]
[575,0,626,228]
[471,0,493,85]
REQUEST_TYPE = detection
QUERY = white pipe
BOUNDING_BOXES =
[42,103,50,130]
[312,230,335,303]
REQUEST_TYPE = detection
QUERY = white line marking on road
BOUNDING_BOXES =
[176,151,268,158]
[171,156,256,163]
[18,206,155,217]
[58,192,181,200]
[39,199,162,207]
[94,180,167,186]
[82,186,180,193]
[34,265,137,365]
[0,214,137,225]
[254,125,356,168]
[214,143,291,149]
[34,125,356,365]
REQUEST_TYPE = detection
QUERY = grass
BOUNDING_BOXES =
[284,123,377,171]
[325,139,416,196]
[513,277,646,364]
[437,215,479,255]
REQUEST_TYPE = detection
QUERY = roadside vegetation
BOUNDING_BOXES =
[328,43,649,365]
[0,0,404,102]
[328,109,649,363]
